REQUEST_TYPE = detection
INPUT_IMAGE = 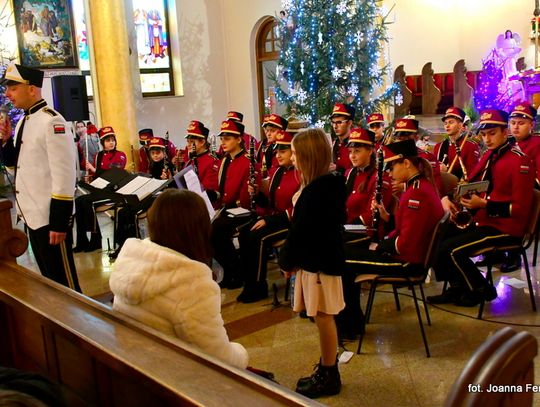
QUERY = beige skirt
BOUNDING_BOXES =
[293,270,345,317]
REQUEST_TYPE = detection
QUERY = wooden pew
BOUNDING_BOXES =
[0,199,318,406]
[421,62,442,115]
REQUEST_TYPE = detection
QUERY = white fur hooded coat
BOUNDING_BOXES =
[110,238,249,369]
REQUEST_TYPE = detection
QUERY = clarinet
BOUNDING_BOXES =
[190,141,198,175]
[448,136,469,182]
[249,136,256,212]
[163,131,171,178]
[372,147,384,242]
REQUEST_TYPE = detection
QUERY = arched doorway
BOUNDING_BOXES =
[255,17,286,126]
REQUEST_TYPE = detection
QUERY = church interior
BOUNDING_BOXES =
[1,0,540,406]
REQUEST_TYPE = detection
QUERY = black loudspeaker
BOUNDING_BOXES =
[51,75,89,121]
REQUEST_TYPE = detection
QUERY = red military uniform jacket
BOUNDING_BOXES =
[469,142,535,237]
[138,147,150,173]
[333,137,352,174]
[418,148,443,196]
[217,150,259,209]
[186,150,219,191]
[262,166,300,220]
[345,166,393,225]
[433,134,480,180]
[379,175,444,264]
[95,149,127,175]
[516,134,540,186]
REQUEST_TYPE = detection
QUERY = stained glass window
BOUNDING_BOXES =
[72,0,175,97]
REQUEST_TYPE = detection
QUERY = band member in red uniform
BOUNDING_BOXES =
[259,114,288,178]
[237,129,300,303]
[340,139,444,337]
[330,103,355,175]
[336,127,392,340]
[147,137,175,179]
[366,112,385,149]
[256,114,271,162]
[184,120,219,194]
[509,101,540,186]
[211,119,259,289]
[433,107,479,180]
[138,128,153,173]
[74,126,127,252]
[344,128,393,230]
[392,117,443,195]
[216,111,259,158]
[429,109,535,307]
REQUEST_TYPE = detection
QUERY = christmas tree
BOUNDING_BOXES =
[474,50,513,112]
[274,0,397,126]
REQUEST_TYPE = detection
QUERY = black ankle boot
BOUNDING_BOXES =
[85,233,102,252]
[296,362,341,399]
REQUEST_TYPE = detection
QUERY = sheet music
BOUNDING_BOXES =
[116,176,151,195]
[183,169,203,193]
[226,207,252,217]
[202,191,216,220]
[344,224,367,232]
[89,177,110,189]
[133,178,168,200]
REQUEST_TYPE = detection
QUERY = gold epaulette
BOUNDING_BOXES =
[42,107,58,117]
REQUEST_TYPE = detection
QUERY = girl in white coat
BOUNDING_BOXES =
[110,189,249,369]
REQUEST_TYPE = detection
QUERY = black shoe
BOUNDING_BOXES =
[500,255,522,273]
[454,291,482,307]
[296,363,341,399]
[299,310,309,319]
[73,245,87,253]
[478,285,498,302]
[475,252,506,267]
[427,287,463,304]
[227,278,243,290]
[237,282,268,303]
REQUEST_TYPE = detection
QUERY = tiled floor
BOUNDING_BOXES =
[13,211,540,406]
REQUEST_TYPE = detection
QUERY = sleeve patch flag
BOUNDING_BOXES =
[520,165,529,174]
[53,125,66,134]
[408,199,420,210]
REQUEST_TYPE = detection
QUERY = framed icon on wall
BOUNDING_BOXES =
[13,0,78,68]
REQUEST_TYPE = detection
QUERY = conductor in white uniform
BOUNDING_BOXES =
[0,63,81,292]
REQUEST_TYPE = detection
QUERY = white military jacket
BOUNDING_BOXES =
[12,99,76,231]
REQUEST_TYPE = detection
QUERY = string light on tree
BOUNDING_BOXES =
[273,0,397,124]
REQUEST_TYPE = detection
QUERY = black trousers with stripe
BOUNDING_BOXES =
[433,225,520,292]
[336,243,423,337]
[28,225,81,293]
[238,217,289,288]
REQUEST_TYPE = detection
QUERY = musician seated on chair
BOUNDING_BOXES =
[343,127,393,243]
[184,120,219,197]
[257,114,288,178]
[112,137,175,257]
[428,109,535,307]
[433,107,479,180]
[366,112,385,149]
[391,118,444,196]
[211,119,260,290]
[339,139,444,337]
[236,129,300,303]
[74,126,126,253]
